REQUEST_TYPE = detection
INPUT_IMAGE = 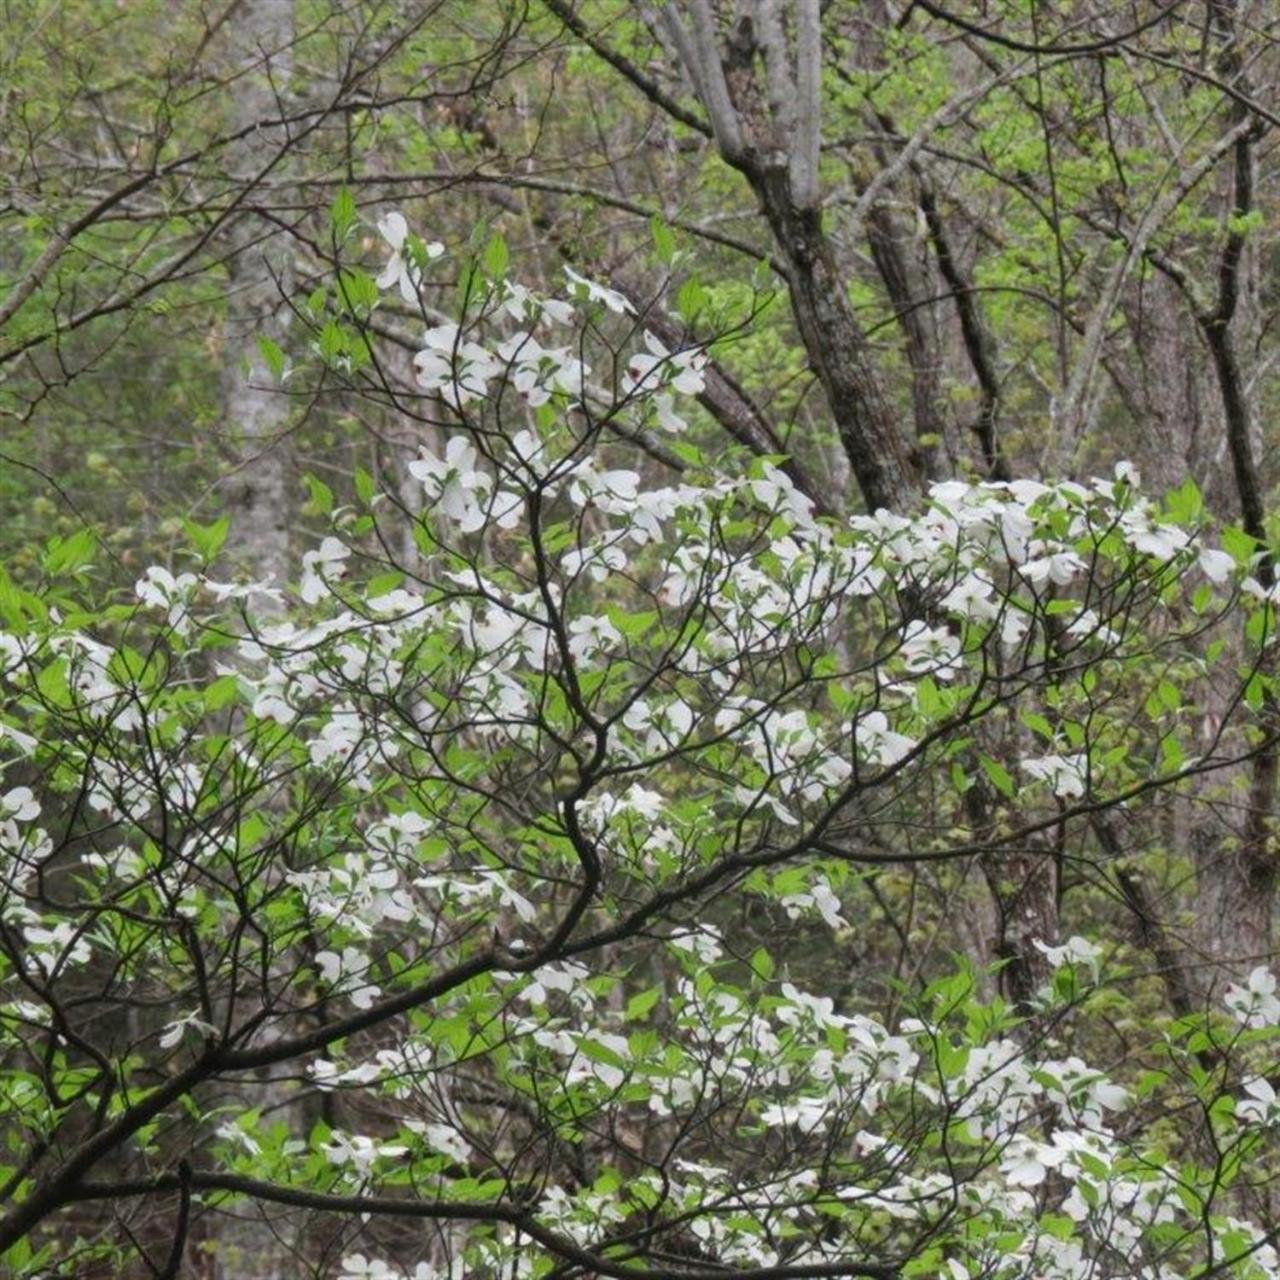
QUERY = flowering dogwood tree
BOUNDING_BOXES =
[0,210,1277,1278]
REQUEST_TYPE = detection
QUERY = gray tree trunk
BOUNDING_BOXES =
[207,5,296,1276]
[219,0,295,601]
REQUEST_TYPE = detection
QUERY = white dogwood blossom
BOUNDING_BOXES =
[376,211,443,302]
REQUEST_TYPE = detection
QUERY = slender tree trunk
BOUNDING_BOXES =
[1191,2,1277,979]
[916,181,1009,481]
[219,0,295,597]
[865,201,949,482]
[751,160,919,513]
[209,6,296,1277]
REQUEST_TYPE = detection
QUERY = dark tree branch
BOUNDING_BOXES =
[69,1171,904,1280]
[916,182,1009,480]
[539,0,713,136]
[910,0,1187,56]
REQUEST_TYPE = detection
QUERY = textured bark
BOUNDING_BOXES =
[860,78,992,480]
[209,6,296,1276]
[865,202,949,482]
[917,183,1009,481]
[641,1,920,515]
[1191,3,1277,978]
[1094,813,1199,1024]
[965,769,1058,1016]
[218,0,295,602]
[1052,114,1256,464]
[1114,274,1211,496]
[751,161,919,513]
[1197,253,1278,973]
[988,848,1059,1013]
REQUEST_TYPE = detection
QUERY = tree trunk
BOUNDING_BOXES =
[752,160,919,514]
[208,5,296,1277]
[1191,11,1277,979]
[865,201,949,482]
[219,0,295,598]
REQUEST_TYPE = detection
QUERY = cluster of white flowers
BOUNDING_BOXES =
[375,211,444,302]
[315,946,383,1010]
[340,1257,458,1280]
[2,229,1277,1280]
[1225,966,1280,1027]
[382,212,706,424]
[409,433,519,532]
[1022,752,1089,798]
[135,565,199,633]
[1035,934,1104,970]
[158,1009,218,1049]
[321,1128,407,1173]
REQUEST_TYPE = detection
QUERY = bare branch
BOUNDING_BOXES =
[1054,115,1258,458]
[71,1173,903,1280]
[910,0,1187,56]
[752,0,797,144]
[681,0,748,160]
[539,0,712,136]
[789,0,822,208]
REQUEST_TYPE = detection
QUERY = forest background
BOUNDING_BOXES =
[0,1,1279,1278]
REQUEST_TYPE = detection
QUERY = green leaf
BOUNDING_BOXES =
[1164,476,1203,524]
[339,268,380,315]
[625,988,661,1020]
[256,335,285,380]
[455,259,483,314]
[1021,711,1055,741]
[184,516,230,563]
[354,467,376,505]
[576,1036,628,1070]
[1244,673,1266,711]
[0,572,27,628]
[318,319,347,362]
[750,947,775,981]
[204,674,241,711]
[676,276,706,321]
[367,570,404,600]
[1245,607,1270,649]
[330,187,357,242]
[0,1235,31,1271]
[650,214,676,265]
[608,607,657,641]
[36,657,69,707]
[108,646,149,686]
[303,473,334,516]
[43,527,96,576]
[411,521,436,556]
[483,232,509,278]
[915,676,943,718]
[978,753,1016,798]
[1221,524,1257,566]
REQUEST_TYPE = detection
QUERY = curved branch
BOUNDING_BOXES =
[1054,114,1257,454]
[539,0,712,136]
[911,0,1187,56]
[68,1172,903,1280]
